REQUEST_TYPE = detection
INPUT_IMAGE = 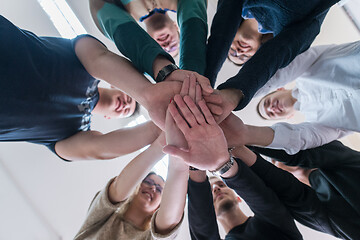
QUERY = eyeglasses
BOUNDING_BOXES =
[228,48,250,63]
[142,178,163,193]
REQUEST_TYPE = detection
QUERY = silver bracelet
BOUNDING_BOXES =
[210,149,235,176]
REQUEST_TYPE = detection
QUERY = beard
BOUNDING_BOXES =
[216,199,237,216]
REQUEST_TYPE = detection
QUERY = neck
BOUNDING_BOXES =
[144,12,172,32]
[123,201,151,229]
[287,89,298,107]
[241,19,262,40]
[218,206,249,233]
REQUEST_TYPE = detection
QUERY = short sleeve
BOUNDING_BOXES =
[150,210,184,240]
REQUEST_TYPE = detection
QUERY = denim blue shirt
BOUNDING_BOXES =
[206,0,339,110]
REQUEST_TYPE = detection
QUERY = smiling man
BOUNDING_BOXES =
[0,15,169,162]
[249,41,360,154]
[257,88,297,120]
[93,87,137,119]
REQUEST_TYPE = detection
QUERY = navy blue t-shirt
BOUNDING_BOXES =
[0,15,100,157]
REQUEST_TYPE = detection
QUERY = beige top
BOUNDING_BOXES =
[74,178,183,240]
[122,0,178,21]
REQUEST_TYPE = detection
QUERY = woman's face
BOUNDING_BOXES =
[136,174,165,212]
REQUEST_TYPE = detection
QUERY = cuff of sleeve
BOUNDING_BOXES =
[99,177,124,210]
[267,123,299,155]
[217,79,250,111]
[150,210,184,240]
[221,157,244,182]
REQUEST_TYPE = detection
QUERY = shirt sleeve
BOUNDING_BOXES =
[177,0,208,74]
[218,11,327,110]
[188,178,221,240]
[96,3,174,79]
[223,158,302,239]
[249,154,331,234]
[267,122,351,155]
[204,0,244,87]
[150,210,184,240]
[253,45,330,98]
[75,177,123,239]
[251,141,360,219]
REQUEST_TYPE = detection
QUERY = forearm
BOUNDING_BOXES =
[252,139,360,169]
[222,157,301,235]
[152,55,174,81]
[244,125,275,147]
[55,121,160,161]
[75,37,153,106]
[253,45,327,98]
[227,124,274,148]
[177,0,207,74]
[110,136,165,203]
[205,0,244,86]
[250,154,321,213]
[95,121,160,157]
[155,156,188,234]
[95,2,174,78]
[188,175,221,240]
[267,122,351,155]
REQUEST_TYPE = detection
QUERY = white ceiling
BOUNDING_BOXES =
[0,1,359,239]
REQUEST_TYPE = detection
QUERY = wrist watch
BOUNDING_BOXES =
[155,63,179,82]
[210,155,235,176]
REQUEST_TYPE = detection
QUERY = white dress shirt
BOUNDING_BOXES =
[255,41,360,154]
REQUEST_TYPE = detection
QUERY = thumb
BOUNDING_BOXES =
[163,145,188,159]
[201,82,214,95]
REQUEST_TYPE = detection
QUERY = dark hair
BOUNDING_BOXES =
[144,171,165,183]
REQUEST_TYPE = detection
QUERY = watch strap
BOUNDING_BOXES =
[155,63,179,82]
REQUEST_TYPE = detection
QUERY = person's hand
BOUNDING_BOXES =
[166,70,213,96]
[219,113,248,148]
[142,80,182,130]
[165,76,194,149]
[204,88,243,123]
[163,95,229,171]
[143,77,221,130]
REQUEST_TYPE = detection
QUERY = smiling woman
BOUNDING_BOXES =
[74,130,188,240]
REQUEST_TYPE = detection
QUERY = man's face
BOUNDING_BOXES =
[99,88,136,119]
[228,22,261,65]
[136,174,165,213]
[210,177,240,216]
[258,89,296,120]
[151,22,179,57]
